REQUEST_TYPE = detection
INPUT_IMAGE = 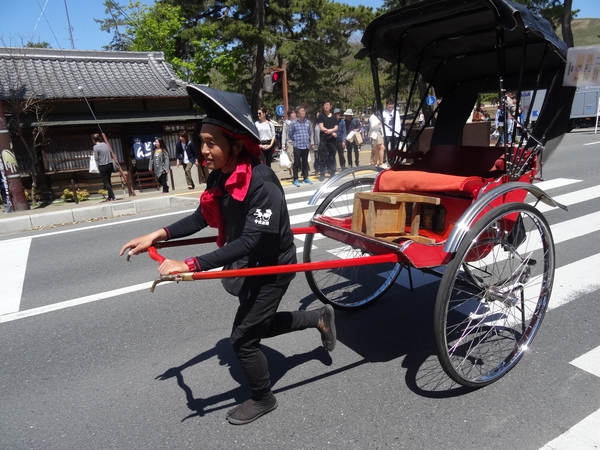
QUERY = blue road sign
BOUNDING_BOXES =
[276,105,285,116]
[426,96,436,106]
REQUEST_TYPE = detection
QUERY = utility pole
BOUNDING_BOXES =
[0,101,30,211]
[281,63,289,118]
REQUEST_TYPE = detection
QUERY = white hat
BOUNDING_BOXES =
[344,109,354,116]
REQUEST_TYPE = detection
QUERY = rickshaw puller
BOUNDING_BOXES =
[120,86,336,425]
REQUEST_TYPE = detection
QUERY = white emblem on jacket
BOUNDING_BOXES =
[254,208,272,225]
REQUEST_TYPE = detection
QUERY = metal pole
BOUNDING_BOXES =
[594,91,600,134]
[282,63,289,119]
[78,86,135,196]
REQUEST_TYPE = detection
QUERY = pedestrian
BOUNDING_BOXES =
[288,105,314,186]
[313,113,321,175]
[150,137,170,193]
[382,98,402,163]
[175,131,199,190]
[333,108,347,171]
[495,101,514,146]
[369,109,385,167]
[119,85,336,426]
[281,110,296,177]
[316,101,338,181]
[255,108,276,167]
[92,134,116,201]
[472,103,486,122]
[343,109,361,167]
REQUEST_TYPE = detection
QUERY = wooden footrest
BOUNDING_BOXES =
[351,192,441,244]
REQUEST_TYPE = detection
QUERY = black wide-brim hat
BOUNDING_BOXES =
[186,85,260,144]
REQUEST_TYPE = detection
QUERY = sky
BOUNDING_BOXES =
[0,0,599,51]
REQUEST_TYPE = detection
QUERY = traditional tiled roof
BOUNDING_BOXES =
[0,47,189,100]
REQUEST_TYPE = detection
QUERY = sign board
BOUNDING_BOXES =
[162,123,197,134]
[426,96,436,106]
[564,46,600,87]
[276,105,285,116]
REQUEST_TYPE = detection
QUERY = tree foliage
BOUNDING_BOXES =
[96,0,378,115]
[95,0,580,117]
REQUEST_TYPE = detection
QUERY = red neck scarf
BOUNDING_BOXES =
[200,154,253,247]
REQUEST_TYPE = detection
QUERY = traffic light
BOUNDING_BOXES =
[263,73,274,93]
[271,70,284,93]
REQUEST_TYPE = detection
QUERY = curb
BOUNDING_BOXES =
[1,195,199,234]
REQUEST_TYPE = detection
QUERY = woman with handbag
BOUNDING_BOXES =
[254,108,275,167]
[92,134,116,201]
[120,86,336,425]
[150,138,170,193]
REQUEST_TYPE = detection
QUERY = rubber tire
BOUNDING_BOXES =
[434,203,554,387]
[304,178,402,310]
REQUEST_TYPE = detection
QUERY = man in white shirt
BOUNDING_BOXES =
[382,99,403,159]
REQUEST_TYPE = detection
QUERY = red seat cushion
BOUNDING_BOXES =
[375,170,487,198]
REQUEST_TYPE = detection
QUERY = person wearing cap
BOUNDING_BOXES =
[333,108,347,171]
[119,86,336,426]
[316,101,338,181]
[342,109,362,167]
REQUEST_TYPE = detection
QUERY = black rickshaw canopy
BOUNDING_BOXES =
[357,0,568,95]
[357,0,575,161]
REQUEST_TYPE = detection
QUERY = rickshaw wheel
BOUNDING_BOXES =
[304,178,402,310]
[434,203,554,388]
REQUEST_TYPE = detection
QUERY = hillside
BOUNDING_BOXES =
[557,17,600,47]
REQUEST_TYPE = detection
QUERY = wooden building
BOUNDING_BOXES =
[0,47,202,199]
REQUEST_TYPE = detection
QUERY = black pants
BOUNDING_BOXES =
[157,172,169,193]
[292,147,310,180]
[98,163,115,200]
[260,143,273,168]
[346,140,359,167]
[335,140,346,170]
[317,138,336,176]
[231,279,321,400]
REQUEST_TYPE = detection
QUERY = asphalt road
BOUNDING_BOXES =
[1,129,600,449]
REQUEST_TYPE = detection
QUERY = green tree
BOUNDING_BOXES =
[160,0,376,114]
[25,41,51,48]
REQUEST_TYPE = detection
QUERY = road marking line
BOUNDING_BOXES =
[583,141,600,146]
[548,253,600,310]
[571,345,600,378]
[540,409,600,450]
[535,185,600,213]
[534,178,581,190]
[0,239,31,315]
[0,280,166,324]
[540,346,600,450]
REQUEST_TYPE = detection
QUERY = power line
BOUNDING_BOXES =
[34,0,63,49]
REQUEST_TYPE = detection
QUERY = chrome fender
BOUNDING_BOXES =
[443,181,567,254]
[307,165,384,206]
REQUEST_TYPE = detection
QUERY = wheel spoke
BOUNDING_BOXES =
[435,204,554,387]
[304,178,402,309]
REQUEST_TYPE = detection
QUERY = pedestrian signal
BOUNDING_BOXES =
[271,71,283,93]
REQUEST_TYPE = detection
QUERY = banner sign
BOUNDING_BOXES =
[132,134,157,160]
[564,46,600,87]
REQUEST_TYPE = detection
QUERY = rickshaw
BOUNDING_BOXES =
[137,0,576,388]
